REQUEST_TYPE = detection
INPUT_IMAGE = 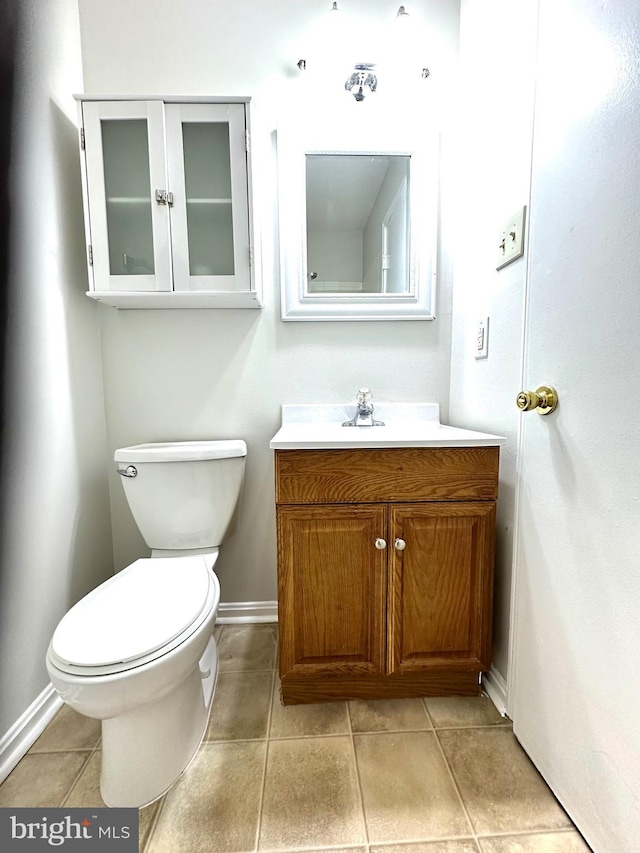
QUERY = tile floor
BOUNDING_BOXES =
[0,625,592,853]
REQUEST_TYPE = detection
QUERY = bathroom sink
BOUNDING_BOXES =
[269,403,507,450]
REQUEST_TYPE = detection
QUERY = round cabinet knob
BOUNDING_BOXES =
[375,538,387,550]
[516,385,558,415]
[394,538,406,551]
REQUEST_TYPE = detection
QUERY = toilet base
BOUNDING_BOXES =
[100,635,218,808]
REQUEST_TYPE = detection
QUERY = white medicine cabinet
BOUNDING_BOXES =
[78,96,262,308]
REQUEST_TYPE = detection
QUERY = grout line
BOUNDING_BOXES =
[366,836,480,850]
[428,722,513,732]
[475,826,584,839]
[25,745,103,754]
[432,727,480,846]
[217,667,276,674]
[253,668,277,853]
[257,844,368,853]
[60,747,97,807]
[421,696,435,728]
[346,702,371,852]
[142,797,165,853]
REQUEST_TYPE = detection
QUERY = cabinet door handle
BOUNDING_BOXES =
[375,538,387,550]
[394,538,406,551]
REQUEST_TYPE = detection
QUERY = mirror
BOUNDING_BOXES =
[278,132,437,321]
[305,154,410,296]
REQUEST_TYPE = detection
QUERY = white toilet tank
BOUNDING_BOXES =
[114,440,247,552]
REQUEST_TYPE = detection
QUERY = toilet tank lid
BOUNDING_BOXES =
[114,439,247,463]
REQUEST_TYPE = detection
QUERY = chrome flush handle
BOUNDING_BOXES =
[117,465,137,478]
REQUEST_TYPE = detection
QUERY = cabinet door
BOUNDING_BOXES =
[82,101,172,292]
[165,103,251,292]
[277,504,387,679]
[387,502,496,675]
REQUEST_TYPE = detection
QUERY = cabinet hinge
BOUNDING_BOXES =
[88,245,93,266]
[80,128,85,150]
[245,129,250,153]
[248,246,253,267]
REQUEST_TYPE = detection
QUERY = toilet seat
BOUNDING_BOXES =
[48,556,217,677]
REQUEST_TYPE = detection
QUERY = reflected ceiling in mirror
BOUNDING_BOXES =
[305,154,410,296]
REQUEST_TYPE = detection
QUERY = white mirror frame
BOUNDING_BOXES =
[278,130,438,321]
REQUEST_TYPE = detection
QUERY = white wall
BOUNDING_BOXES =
[77,0,461,605]
[0,0,113,739]
[449,0,539,685]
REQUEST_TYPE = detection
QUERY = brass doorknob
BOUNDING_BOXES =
[516,385,558,415]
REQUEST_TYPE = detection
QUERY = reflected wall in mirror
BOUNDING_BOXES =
[305,154,410,296]
[278,129,437,321]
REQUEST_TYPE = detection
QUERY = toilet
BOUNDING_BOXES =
[46,439,247,808]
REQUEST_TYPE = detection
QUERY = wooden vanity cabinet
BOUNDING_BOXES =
[275,446,500,705]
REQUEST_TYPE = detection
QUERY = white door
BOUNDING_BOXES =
[82,100,172,292]
[509,1,640,851]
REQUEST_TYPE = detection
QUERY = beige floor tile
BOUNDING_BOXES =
[259,736,365,850]
[349,697,432,733]
[478,831,592,852]
[0,751,90,807]
[205,670,273,741]
[355,731,471,843]
[371,843,479,853]
[270,682,349,738]
[424,696,510,729]
[438,729,572,836]
[147,740,265,853]
[62,750,160,848]
[29,704,101,752]
[217,624,278,672]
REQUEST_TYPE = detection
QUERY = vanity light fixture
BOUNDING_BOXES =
[297,3,427,102]
[344,63,378,102]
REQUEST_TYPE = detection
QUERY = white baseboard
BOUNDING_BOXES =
[0,684,63,785]
[482,665,509,718]
[216,600,278,624]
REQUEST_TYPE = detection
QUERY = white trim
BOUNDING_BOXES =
[482,665,509,718]
[75,95,252,104]
[216,600,278,624]
[0,685,63,785]
[86,290,263,309]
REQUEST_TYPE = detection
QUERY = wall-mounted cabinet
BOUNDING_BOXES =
[78,96,261,309]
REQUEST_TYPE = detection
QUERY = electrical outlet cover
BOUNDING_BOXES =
[497,206,526,270]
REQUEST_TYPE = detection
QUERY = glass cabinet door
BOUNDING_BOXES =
[165,103,251,292]
[82,101,172,292]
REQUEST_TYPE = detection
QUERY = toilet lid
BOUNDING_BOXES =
[51,557,211,668]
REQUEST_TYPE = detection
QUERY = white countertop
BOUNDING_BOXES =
[270,404,507,450]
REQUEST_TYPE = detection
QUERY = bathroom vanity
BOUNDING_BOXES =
[270,404,506,705]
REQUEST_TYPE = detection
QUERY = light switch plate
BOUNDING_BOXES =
[497,206,526,270]
[475,316,489,359]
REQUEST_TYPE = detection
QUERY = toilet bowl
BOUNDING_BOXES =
[45,440,246,807]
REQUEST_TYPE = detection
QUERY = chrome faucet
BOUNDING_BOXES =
[342,388,385,427]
